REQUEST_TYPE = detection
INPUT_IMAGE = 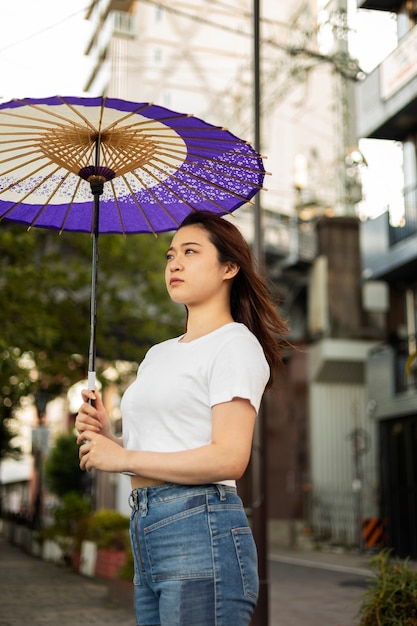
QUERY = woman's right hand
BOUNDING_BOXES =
[75,388,112,439]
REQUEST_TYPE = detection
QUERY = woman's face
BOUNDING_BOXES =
[165,224,236,308]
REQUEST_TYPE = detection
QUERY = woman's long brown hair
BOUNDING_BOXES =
[178,211,289,386]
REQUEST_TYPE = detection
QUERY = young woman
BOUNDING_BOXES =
[75,210,288,626]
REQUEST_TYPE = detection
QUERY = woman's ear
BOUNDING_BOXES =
[224,261,240,280]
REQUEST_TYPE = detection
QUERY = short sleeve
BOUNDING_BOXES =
[207,334,270,412]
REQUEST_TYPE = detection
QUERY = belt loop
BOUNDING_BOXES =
[216,484,226,501]
[140,488,148,517]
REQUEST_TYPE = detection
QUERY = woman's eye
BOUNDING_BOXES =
[185,248,195,255]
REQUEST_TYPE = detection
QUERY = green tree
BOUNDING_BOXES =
[0,348,28,462]
[0,223,183,403]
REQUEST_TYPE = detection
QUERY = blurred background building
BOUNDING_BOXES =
[357,0,417,558]
[2,0,416,560]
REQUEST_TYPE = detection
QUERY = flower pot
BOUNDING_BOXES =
[95,548,127,579]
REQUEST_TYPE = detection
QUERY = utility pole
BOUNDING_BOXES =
[251,1,269,625]
[323,0,362,215]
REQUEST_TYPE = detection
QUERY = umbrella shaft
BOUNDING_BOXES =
[88,192,100,389]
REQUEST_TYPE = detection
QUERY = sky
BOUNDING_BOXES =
[0,1,91,100]
[0,1,403,220]
[0,2,398,98]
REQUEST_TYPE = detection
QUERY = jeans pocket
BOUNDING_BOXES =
[232,527,259,601]
[145,506,214,581]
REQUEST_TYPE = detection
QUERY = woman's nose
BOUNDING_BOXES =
[169,259,182,272]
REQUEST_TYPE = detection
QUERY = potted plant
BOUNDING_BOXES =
[85,509,130,579]
[36,491,91,568]
[357,548,417,625]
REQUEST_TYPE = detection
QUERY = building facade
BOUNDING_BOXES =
[357,0,417,557]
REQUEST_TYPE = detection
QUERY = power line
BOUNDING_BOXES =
[137,0,363,77]
[0,4,90,55]
[137,0,295,52]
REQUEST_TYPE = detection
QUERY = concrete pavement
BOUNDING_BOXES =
[0,535,137,626]
[268,547,372,626]
[0,534,373,625]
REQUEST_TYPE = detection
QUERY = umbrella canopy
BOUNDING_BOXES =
[0,95,266,388]
[0,95,265,234]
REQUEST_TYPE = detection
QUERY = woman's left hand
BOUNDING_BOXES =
[77,431,128,473]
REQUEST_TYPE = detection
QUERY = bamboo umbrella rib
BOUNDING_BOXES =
[0,147,43,166]
[109,179,127,236]
[97,96,106,135]
[105,115,214,134]
[0,163,62,222]
[132,162,234,215]
[57,96,104,134]
[118,138,264,173]
[101,105,188,134]
[101,115,250,151]
[0,155,53,187]
[179,158,265,189]
[0,130,66,138]
[0,141,47,155]
[14,98,98,135]
[139,163,233,213]
[142,155,259,202]
[98,133,259,203]
[99,102,155,133]
[123,171,182,230]
[105,118,247,144]
[152,146,267,179]
[111,124,250,148]
[154,163,246,209]
[144,137,265,164]
[0,115,90,136]
[119,174,159,234]
[57,176,84,234]
[129,137,265,173]
[102,137,158,174]
[41,136,95,174]
[27,169,72,230]
[135,142,268,180]
[95,97,106,160]
[130,166,204,219]
[100,139,161,175]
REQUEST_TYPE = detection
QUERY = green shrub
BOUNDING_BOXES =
[86,509,130,551]
[35,492,91,562]
[52,492,91,537]
[357,549,417,625]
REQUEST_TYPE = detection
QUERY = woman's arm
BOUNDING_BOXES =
[77,397,256,483]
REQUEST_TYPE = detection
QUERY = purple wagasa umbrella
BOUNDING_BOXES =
[0,95,266,389]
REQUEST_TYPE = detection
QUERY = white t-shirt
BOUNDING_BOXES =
[120,322,270,486]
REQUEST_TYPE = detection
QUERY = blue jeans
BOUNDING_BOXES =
[129,483,259,626]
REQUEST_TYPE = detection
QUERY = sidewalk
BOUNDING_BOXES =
[0,535,137,625]
[270,544,372,576]
[0,534,373,625]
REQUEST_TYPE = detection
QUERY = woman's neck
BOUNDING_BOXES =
[181,310,234,343]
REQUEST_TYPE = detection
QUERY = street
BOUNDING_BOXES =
[0,535,371,625]
[269,557,368,626]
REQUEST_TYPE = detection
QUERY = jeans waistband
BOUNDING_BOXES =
[129,483,237,510]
